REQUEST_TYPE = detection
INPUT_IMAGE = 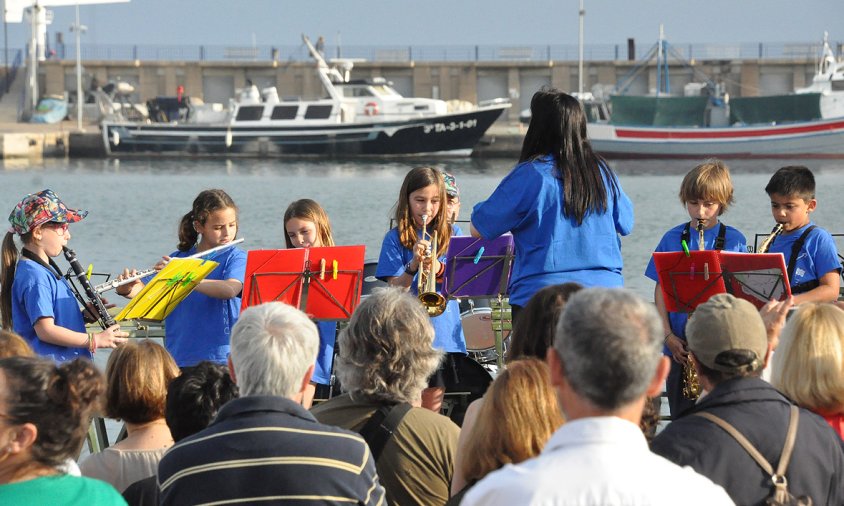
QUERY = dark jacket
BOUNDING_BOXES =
[651,377,844,506]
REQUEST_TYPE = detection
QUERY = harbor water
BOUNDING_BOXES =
[5,156,844,448]
[2,156,844,302]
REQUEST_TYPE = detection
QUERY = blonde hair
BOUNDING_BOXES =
[0,329,34,358]
[461,358,564,483]
[283,199,335,249]
[678,158,735,215]
[771,303,844,414]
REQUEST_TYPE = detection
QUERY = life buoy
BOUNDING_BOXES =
[364,102,379,116]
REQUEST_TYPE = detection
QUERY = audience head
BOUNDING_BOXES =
[165,361,239,442]
[0,330,33,358]
[461,358,563,484]
[771,303,844,415]
[337,287,442,404]
[509,282,583,361]
[104,339,179,424]
[230,302,319,398]
[553,287,663,412]
[686,294,768,384]
[0,357,104,473]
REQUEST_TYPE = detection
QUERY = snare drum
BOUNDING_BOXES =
[361,261,388,298]
[460,306,511,365]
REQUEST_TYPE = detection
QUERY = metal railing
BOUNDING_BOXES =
[1,49,23,98]
[43,41,841,64]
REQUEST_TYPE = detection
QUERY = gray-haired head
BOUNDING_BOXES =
[553,287,663,411]
[337,287,443,403]
[230,302,318,398]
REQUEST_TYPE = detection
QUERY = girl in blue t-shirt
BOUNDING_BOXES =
[118,189,246,367]
[471,88,634,324]
[1,189,127,362]
[376,167,466,413]
[284,198,338,408]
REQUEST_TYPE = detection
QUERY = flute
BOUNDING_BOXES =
[95,238,245,294]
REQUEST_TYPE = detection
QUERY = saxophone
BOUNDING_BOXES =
[757,223,784,253]
[681,220,706,400]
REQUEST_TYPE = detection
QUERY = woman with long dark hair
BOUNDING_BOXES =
[471,88,633,321]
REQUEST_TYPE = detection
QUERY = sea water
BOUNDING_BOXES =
[4,156,844,447]
[3,156,844,300]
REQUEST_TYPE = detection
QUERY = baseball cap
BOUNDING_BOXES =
[686,293,768,373]
[442,172,459,198]
[8,189,87,235]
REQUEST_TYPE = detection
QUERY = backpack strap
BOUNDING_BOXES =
[694,405,799,482]
[357,402,413,462]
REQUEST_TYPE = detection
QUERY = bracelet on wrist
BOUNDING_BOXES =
[664,332,673,345]
[87,332,96,354]
[404,261,418,276]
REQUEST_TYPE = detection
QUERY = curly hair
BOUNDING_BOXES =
[336,287,443,403]
[0,356,104,468]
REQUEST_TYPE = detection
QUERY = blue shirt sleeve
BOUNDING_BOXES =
[471,160,541,239]
[810,228,842,278]
[611,175,634,237]
[222,248,247,284]
[375,229,410,280]
[20,278,57,322]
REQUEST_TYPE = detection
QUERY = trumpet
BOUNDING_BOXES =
[417,215,447,317]
[94,238,245,294]
[757,223,784,253]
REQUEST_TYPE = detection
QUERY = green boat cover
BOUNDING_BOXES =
[609,95,709,127]
[729,93,822,125]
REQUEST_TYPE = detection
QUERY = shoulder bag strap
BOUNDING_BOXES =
[776,405,800,477]
[358,402,413,462]
[694,411,775,475]
[714,223,727,250]
[694,406,800,478]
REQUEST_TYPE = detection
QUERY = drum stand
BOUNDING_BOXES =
[490,295,511,369]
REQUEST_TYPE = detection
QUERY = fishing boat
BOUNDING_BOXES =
[517,30,843,159]
[100,35,510,157]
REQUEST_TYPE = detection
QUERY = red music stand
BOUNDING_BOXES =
[241,246,366,320]
[653,251,791,312]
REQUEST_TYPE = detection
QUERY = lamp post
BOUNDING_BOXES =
[70,3,85,130]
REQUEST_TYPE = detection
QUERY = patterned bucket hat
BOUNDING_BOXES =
[8,189,88,235]
[442,171,460,198]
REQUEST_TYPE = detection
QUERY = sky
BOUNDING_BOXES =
[4,0,844,49]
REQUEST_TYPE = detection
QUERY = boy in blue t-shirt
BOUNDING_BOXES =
[645,159,747,417]
[764,165,841,304]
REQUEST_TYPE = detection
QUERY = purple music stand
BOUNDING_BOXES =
[443,235,514,298]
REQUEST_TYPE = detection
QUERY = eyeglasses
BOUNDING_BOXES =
[43,222,68,236]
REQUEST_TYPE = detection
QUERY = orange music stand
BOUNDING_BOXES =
[241,246,366,320]
[653,250,791,312]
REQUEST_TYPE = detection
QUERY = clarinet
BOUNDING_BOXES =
[62,247,117,329]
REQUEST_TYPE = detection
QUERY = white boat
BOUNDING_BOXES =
[101,35,510,157]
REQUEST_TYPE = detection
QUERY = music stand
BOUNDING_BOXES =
[653,250,791,312]
[241,246,366,321]
[443,235,514,367]
[115,257,220,322]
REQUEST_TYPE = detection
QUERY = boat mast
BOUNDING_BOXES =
[578,0,584,97]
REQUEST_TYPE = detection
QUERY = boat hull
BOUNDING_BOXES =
[102,107,507,157]
[588,118,844,159]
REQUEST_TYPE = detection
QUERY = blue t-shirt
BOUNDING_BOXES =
[160,246,247,367]
[644,221,747,353]
[767,222,841,289]
[375,226,467,354]
[313,321,337,385]
[471,155,634,306]
[12,259,91,362]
